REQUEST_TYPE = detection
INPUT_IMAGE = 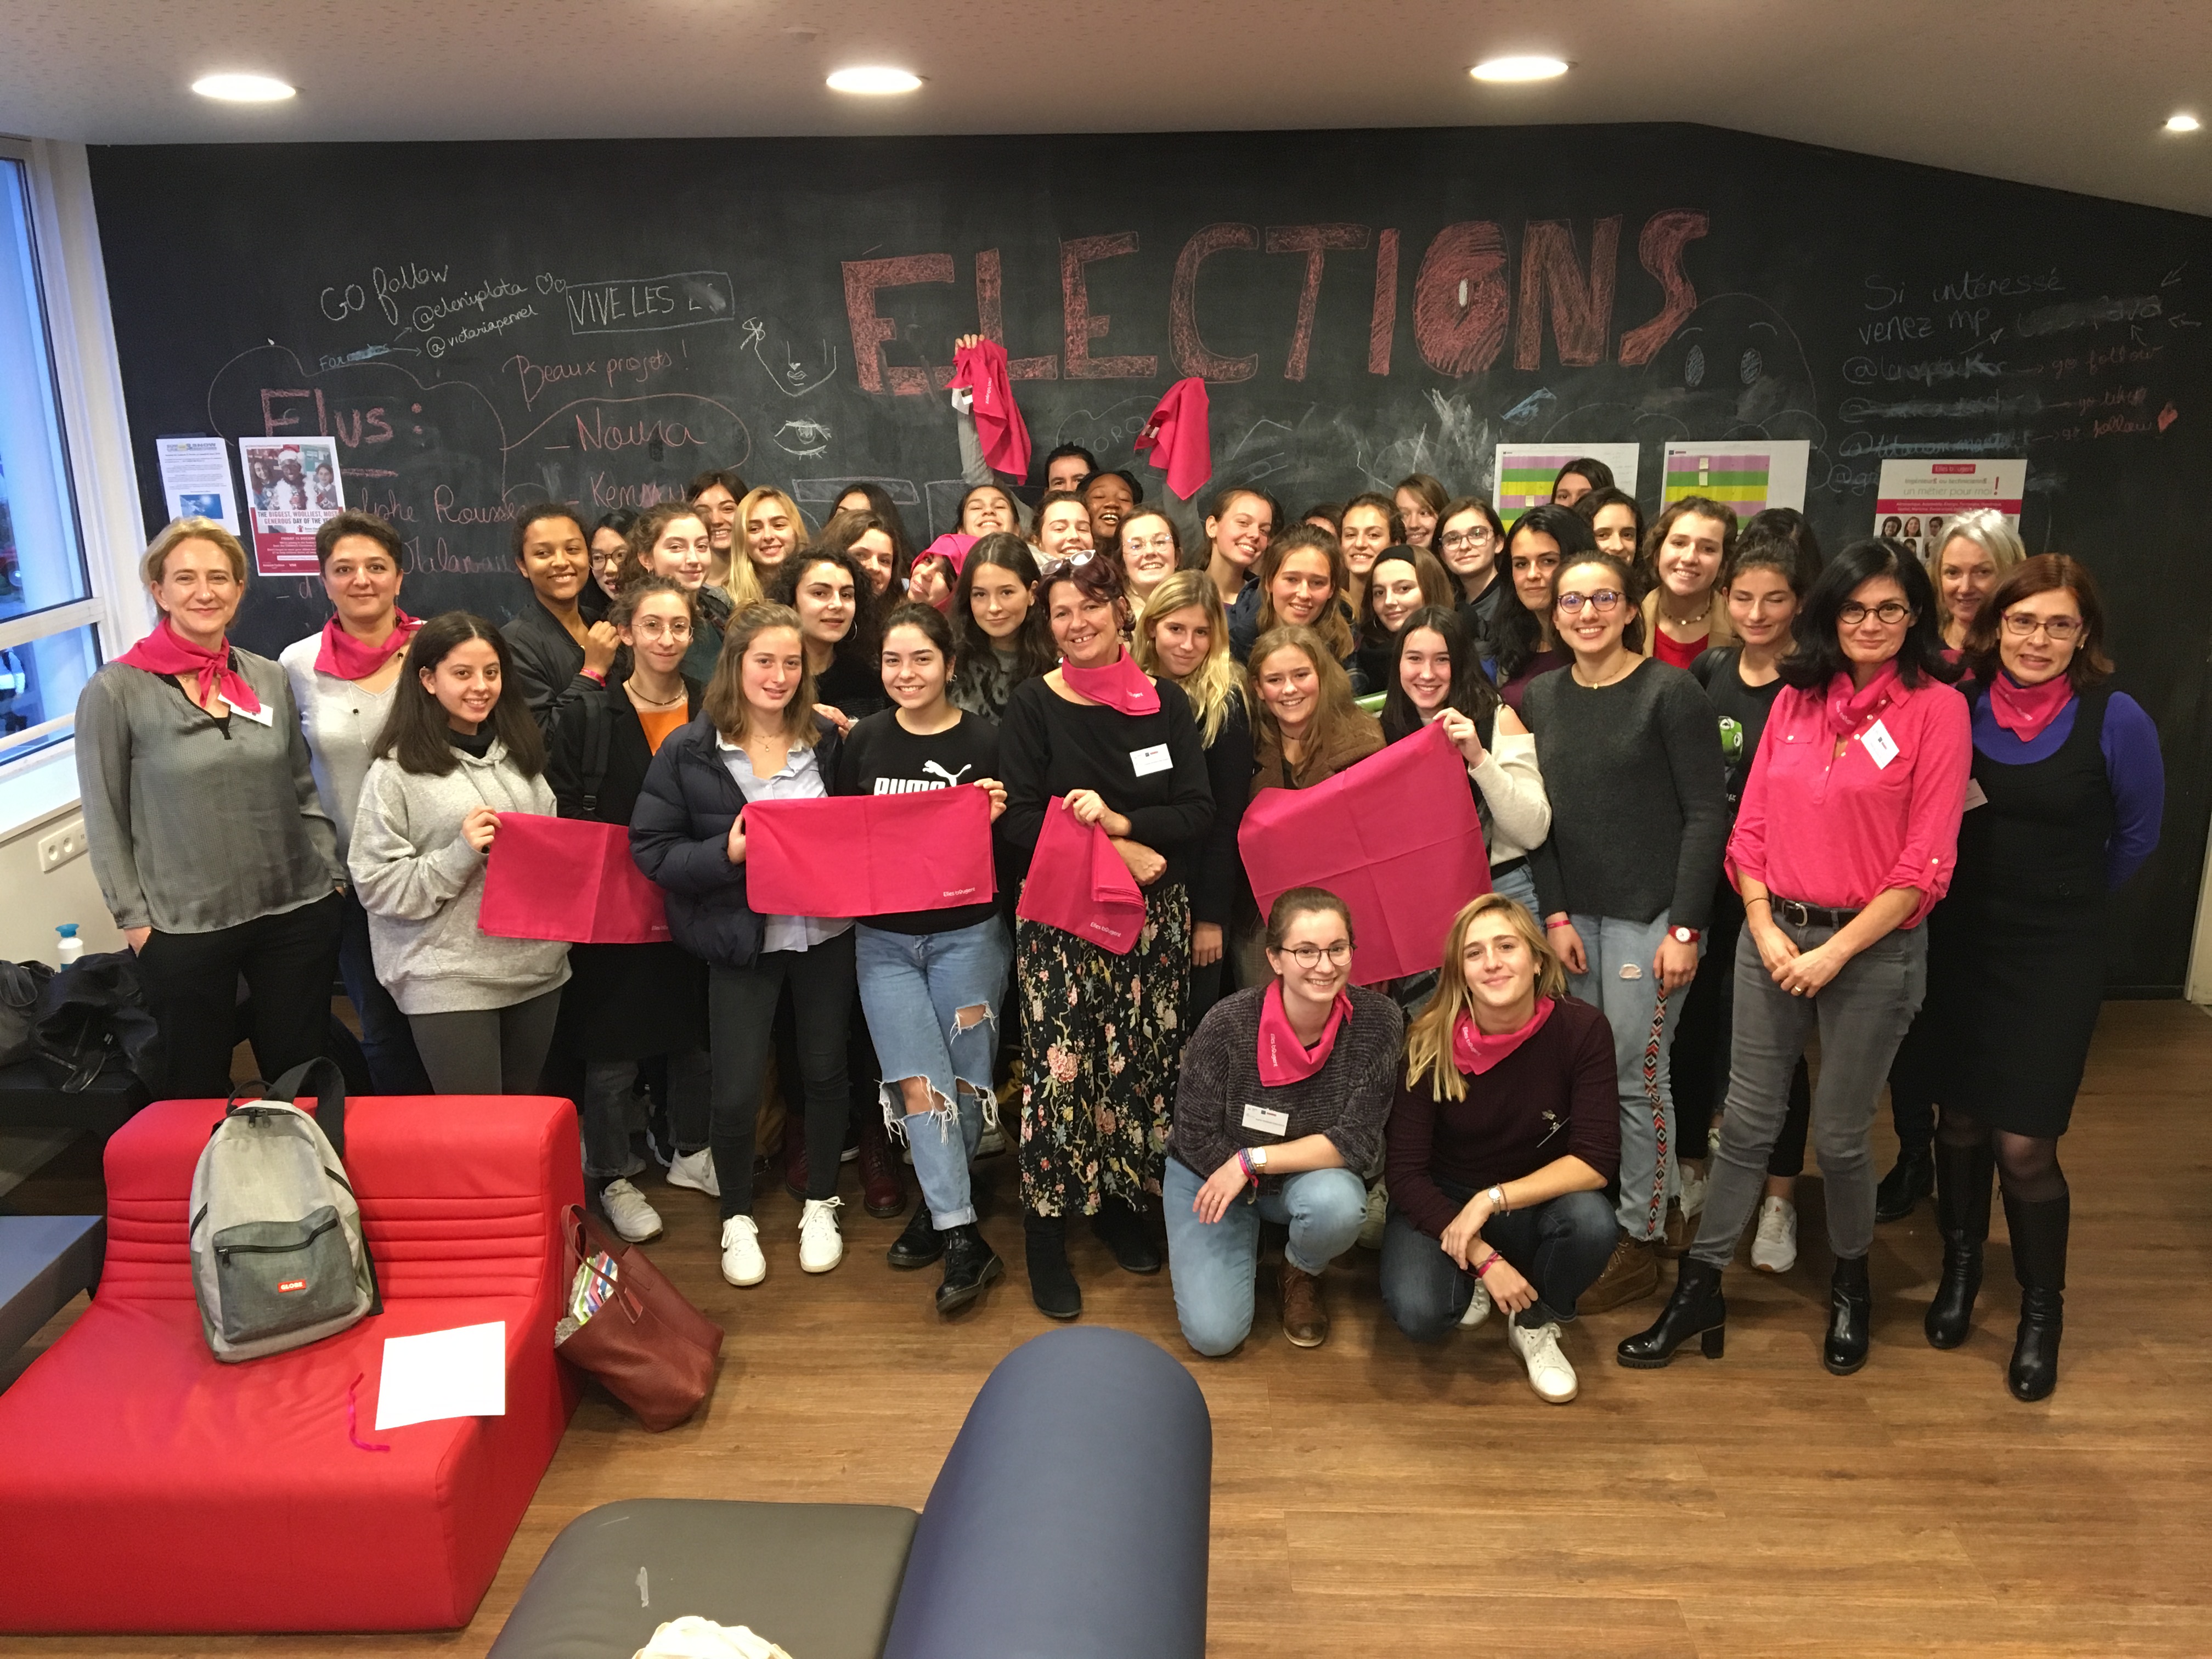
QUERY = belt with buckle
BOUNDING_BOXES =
[1770,896,1860,929]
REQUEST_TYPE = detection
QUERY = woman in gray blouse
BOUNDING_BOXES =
[280,510,435,1094]
[76,518,346,1098]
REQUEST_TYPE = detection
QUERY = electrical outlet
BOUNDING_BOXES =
[38,820,87,872]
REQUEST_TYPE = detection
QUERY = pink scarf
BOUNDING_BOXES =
[1061,647,1161,715]
[314,610,419,679]
[1257,979,1353,1085]
[1452,997,1555,1076]
[1823,659,1900,736]
[1988,670,2073,742]
[116,616,262,715]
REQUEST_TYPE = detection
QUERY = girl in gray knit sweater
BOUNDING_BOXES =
[350,613,570,1094]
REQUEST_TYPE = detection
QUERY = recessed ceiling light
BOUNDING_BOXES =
[2167,113,2201,133]
[1470,56,1569,83]
[191,73,296,102]
[826,66,922,95]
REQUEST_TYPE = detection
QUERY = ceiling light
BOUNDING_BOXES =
[2167,113,2201,133]
[826,66,922,95]
[1470,56,1569,83]
[191,73,296,102]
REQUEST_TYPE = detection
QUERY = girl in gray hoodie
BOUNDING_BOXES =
[351,612,571,1093]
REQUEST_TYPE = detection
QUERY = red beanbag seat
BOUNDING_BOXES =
[0,1093,584,1634]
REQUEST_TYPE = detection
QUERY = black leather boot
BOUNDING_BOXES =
[1091,1194,1161,1274]
[2004,1189,2068,1402]
[1023,1214,1081,1320]
[1825,1253,1872,1375]
[1925,1140,1994,1349]
[1616,1258,1726,1369]
[936,1224,1004,1314]
[887,1201,941,1269]
[1874,1140,1933,1223]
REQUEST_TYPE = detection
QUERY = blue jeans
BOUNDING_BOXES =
[1163,1156,1367,1357]
[1567,911,1696,1244]
[1491,860,1541,918]
[856,918,1011,1230]
[1381,1183,1616,1334]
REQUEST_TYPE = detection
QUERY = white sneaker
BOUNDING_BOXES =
[719,1215,765,1286]
[600,1178,663,1244]
[1459,1280,1493,1329]
[798,1196,844,1273]
[1357,1180,1389,1250]
[667,1148,720,1198]
[975,1120,1009,1159]
[1751,1195,1798,1273]
[1677,1159,1709,1222]
[1508,1318,1579,1403]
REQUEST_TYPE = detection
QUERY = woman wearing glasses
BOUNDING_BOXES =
[1915,556,2160,1400]
[1522,550,1728,1315]
[1621,540,1970,1375]
[1434,496,1510,654]
[1165,887,1404,1356]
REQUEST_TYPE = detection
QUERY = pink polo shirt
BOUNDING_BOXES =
[1726,670,1971,928]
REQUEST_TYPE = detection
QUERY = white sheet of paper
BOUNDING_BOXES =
[375,1321,507,1430]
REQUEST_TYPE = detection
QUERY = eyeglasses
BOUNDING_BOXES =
[1440,527,1496,550]
[2001,612,2083,642]
[1555,589,1624,616]
[1838,600,1913,625]
[589,551,618,569]
[1037,552,1097,583]
[632,619,693,641]
[1282,941,1353,968]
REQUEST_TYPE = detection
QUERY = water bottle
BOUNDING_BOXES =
[56,923,83,966]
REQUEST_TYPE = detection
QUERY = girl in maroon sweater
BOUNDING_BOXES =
[1383,893,1621,1404]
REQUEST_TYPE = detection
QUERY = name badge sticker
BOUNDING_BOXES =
[232,699,274,727]
[1962,777,1989,811]
[1860,718,1899,770]
[1130,743,1172,776]
[1240,1103,1290,1137]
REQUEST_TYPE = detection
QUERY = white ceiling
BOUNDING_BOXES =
[1,0,2207,215]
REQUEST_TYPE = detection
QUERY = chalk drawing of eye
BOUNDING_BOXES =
[1684,344,1706,388]
[772,419,832,458]
[1740,348,1763,385]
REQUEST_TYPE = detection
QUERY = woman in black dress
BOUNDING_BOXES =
[1921,556,2163,1400]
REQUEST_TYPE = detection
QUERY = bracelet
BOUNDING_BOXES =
[580,668,606,686]
[1486,1184,1509,1215]
[1472,1251,1503,1279]
[1745,895,1770,909]
[1235,1148,1259,1186]
[1545,916,1574,931]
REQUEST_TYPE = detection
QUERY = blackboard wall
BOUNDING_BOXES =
[87,124,2212,992]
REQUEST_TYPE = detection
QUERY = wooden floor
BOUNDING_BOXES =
[6,1000,2211,1658]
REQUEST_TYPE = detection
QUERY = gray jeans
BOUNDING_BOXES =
[1691,914,1927,1269]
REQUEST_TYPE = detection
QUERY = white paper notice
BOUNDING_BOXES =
[375,1321,508,1430]
[154,436,240,533]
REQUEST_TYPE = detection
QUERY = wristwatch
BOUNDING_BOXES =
[1248,1145,1269,1170]
[1671,926,1701,944]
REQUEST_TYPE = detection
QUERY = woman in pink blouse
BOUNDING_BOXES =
[1619,538,1970,1376]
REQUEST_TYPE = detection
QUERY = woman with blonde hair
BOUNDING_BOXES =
[1383,893,1620,1403]
[732,486,808,602]
[1927,507,2024,656]
[1136,569,1253,1024]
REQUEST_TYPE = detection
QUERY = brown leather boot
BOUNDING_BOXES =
[1578,1230,1660,1314]
[1279,1260,1329,1348]
[856,1111,906,1218]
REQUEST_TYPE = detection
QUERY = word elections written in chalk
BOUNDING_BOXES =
[565,273,737,336]
[840,211,1710,393]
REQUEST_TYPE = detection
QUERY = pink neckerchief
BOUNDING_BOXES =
[1988,670,2074,742]
[1061,647,1161,715]
[1257,979,1353,1085]
[1823,659,1901,737]
[116,616,263,715]
[314,611,419,679]
[1452,997,1556,1076]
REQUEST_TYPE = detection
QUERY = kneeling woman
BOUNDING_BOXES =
[1165,888,1404,1356]
[834,602,1013,1314]
[1383,894,1620,1403]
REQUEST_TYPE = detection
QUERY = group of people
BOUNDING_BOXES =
[74,435,2160,1407]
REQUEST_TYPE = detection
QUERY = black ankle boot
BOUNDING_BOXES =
[1874,1141,1933,1223]
[2004,1189,2068,1402]
[1925,1141,1994,1349]
[1091,1195,1161,1274]
[936,1224,1004,1314]
[1825,1253,1872,1374]
[1023,1214,1081,1319]
[1616,1258,1726,1369]
[887,1201,941,1269]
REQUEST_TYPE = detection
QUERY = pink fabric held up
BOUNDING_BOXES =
[1014,795,1148,955]
[481,815,671,944]
[741,788,995,918]
[1133,377,1214,500]
[949,338,1032,481]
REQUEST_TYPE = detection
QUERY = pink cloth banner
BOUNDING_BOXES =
[1014,796,1148,956]
[481,814,670,945]
[743,788,995,917]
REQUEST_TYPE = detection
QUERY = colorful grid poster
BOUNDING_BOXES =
[1658,440,1810,518]
[1492,443,1640,526]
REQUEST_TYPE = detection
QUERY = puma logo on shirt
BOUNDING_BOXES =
[873,760,974,794]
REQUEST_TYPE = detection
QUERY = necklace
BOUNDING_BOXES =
[1573,653,1639,690]
[627,679,685,708]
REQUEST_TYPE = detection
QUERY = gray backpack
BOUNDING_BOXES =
[189,1058,381,1362]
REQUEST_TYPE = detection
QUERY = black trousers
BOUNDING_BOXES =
[708,932,855,1218]
[133,891,345,1098]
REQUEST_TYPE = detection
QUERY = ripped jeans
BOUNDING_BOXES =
[855,917,1013,1229]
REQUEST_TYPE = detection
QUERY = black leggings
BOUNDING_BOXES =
[1936,1106,2066,1203]
[708,933,855,1218]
